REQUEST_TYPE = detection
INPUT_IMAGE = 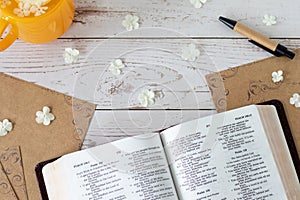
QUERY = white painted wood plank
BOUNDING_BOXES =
[82,109,216,149]
[65,0,300,38]
[1,39,299,109]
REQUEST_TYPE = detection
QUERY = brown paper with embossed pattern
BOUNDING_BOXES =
[0,73,96,200]
[0,146,27,200]
[0,163,18,200]
[206,49,300,156]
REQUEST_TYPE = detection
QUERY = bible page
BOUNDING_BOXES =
[161,105,288,200]
[43,133,178,200]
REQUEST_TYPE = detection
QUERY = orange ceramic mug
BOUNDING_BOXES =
[0,0,74,51]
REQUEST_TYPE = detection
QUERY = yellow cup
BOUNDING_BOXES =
[0,0,74,51]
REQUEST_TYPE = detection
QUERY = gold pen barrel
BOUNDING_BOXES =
[234,23,278,51]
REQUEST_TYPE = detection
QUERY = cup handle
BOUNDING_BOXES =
[0,19,18,51]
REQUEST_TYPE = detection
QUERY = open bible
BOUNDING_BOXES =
[37,104,300,200]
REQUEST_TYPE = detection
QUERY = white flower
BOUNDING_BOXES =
[30,3,48,16]
[181,43,200,61]
[36,106,55,126]
[22,0,49,6]
[109,59,125,75]
[138,89,155,107]
[0,119,13,136]
[0,0,11,9]
[64,48,80,64]
[263,14,277,26]
[13,2,31,17]
[272,70,283,83]
[13,0,50,17]
[290,93,300,108]
[190,0,207,8]
[122,15,140,31]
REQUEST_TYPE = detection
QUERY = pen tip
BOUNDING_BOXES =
[218,16,237,30]
[218,16,225,21]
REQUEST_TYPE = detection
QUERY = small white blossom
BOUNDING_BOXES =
[290,93,300,108]
[36,106,55,126]
[0,119,13,136]
[154,90,164,99]
[0,0,11,9]
[263,14,277,26]
[181,43,200,61]
[30,3,48,16]
[272,70,283,83]
[64,48,80,64]
[13,2,31,17]
[190,0,207,8]
[109,59,125,75]
[138,89,155,107]
[13,0,49,17]
[23,0,49,5]
[122,15,140,31]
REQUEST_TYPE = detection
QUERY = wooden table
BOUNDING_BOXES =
[1,0,299,149]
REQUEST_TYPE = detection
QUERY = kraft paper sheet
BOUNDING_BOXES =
[0,73,96,200]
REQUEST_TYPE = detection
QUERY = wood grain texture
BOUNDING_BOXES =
[64,0,300,38]
[1,39,299,109]
[82,109,216,148]
[2,0,300,146]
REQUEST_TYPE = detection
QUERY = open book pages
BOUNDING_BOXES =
[160,105,299,200]
[42,133,179,200]
[42,105,299,200]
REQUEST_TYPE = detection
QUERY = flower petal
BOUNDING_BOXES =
[122,20,130,27]
[272,77,279,83]
[43,106,50,114]
[36,111,44,117]
[125,15,132,21]
[141,99,148,107]
[293,93,299,99]
[138,94,147,107]
[64,55,73,64]
[277,70,283,76]
[36,116,44,124]
[133,23,140,30]
[4,121,12,132]
[43,117,51,126]
[148,98,155,106]
[295,101,300,108]
[190,0,203,8]
[2,119,9,125]
[115,59,122,66]
[126,25,133,31]
[110,67,121,75]
[0,128,8,136]
[133,16,139,22]
[148,90,155,99]
[46,113,55,121]
[71,49,80,56]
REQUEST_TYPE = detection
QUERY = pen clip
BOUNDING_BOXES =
[248,40,281,57]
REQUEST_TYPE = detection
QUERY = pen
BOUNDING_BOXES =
[219,16,295,59]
